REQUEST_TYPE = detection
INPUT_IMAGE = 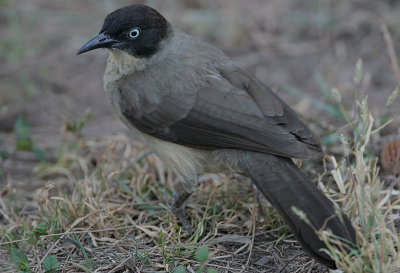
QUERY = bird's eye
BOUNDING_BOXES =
[128,28,141,39]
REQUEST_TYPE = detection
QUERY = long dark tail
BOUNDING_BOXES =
[236,152,356,268]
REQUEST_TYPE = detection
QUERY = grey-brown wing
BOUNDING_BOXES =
[119,69,320,159]
[220,69,320,150]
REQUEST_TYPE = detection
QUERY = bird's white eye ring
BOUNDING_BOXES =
[128,28,141,39]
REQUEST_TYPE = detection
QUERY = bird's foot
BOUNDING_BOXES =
[171,191,193,235]
[171,205,193,235]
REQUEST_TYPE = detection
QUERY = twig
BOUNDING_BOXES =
[0,225,139,246]
[381,24,400,86]
[279,254,304,273]
[245,204,257,268]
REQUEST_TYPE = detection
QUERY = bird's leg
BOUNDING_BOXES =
[232,173,265,215]
[252,184,265,216]
[171,190,193,235]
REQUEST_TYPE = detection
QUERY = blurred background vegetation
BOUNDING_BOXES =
[1,0,400,272]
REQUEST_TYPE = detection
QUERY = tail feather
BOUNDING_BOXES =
[237,152,356,268]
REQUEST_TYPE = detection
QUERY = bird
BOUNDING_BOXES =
[77,4,356,268]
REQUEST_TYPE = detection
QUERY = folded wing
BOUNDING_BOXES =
[119,68,320,159]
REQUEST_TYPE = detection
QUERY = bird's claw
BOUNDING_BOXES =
[171,205,193,235]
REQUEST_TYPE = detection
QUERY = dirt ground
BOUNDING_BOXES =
[1,0,400,186]
[1,0,400,272]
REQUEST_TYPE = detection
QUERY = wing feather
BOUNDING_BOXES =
[118,67,320,159]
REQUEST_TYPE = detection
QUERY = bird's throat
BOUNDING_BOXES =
[103,50,146,92]
[110,50,143,73]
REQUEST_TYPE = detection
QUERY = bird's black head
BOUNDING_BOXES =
[77,4,170,58]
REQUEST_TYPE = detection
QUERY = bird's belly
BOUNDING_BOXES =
[124,119,220,190]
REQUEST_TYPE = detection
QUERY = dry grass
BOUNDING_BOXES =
[0,131,325,272]
[1,0,400,272]
[312,60,400,272]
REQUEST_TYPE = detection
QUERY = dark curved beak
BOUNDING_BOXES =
[77,33,119,55]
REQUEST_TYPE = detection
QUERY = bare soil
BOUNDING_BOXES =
[1,0,400,272]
